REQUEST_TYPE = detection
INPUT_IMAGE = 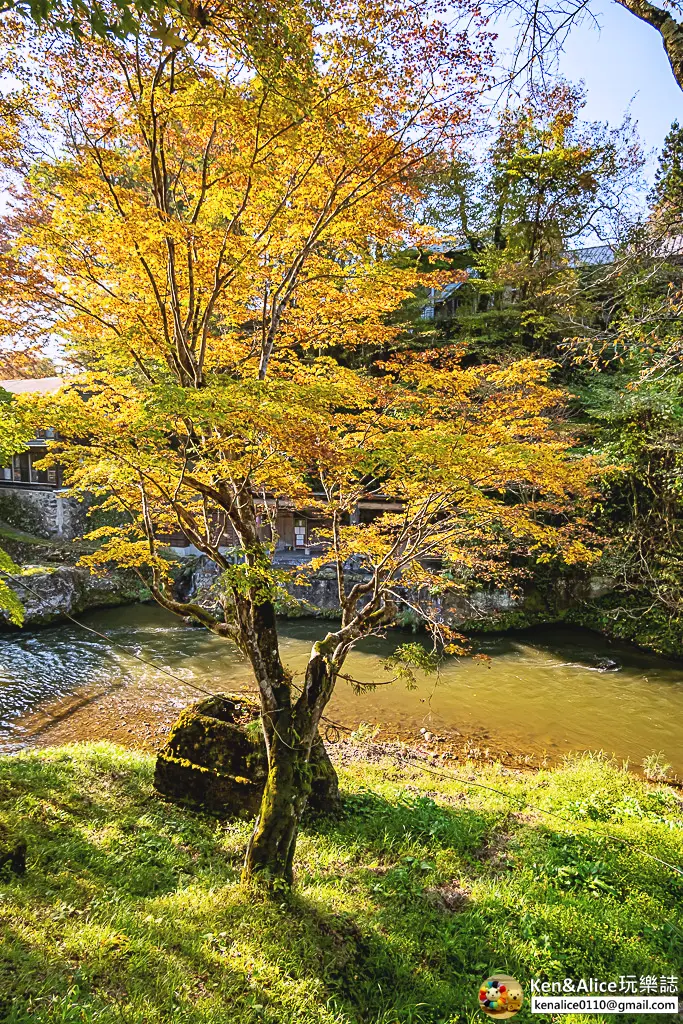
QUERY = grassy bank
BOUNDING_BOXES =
[0,743,681,1024]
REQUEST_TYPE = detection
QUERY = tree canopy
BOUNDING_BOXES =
[0,4,605,883]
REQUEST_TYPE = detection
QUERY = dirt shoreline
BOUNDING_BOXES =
[7,677,673,784]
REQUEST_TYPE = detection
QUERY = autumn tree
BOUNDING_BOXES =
[0,387,31,625]
[553,125,683,652]
[4,7,598,885]
[0,0,263,42]
[481,87,638,261]
[412,85,640,357]
[1,0,158,36]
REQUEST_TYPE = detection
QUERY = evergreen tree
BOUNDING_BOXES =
[651,121,683,229]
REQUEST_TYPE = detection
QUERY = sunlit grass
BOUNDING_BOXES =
[0,742,681,1023]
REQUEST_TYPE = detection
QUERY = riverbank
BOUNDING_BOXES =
[0,741,681,1023]
[6,660,556,773]
[3,603,683,782]
[0,522,149,628]
[3,527,682,664]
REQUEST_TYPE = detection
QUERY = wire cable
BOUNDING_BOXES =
[398,752,683,877]
[319,712,683,879]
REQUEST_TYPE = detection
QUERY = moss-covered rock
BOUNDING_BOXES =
[0,563,149,629]
[154,694,340,817]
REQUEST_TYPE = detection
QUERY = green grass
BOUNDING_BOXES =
[0,744,681,1024]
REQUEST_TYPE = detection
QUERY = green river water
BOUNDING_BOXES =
[0,603,682,774]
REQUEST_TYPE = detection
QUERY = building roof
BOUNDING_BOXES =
[423,241,470,259]
[439,281,465,299]
[434,269,480,303]
[565,244,616,267]
[0,376,64,395]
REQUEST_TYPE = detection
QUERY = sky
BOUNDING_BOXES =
[496,0,682,178]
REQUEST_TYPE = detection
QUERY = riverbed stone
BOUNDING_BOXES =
[154,693,340,817]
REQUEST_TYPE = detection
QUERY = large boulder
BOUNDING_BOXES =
[0,564,148,629]
[154,693,340,817]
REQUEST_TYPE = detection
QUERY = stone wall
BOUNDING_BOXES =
[186,556,610,634]
[284,568,553,631]
[0,487,85,540]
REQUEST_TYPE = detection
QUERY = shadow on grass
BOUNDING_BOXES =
[308,789,495,857]
[0,746,512,1023]
[1,745,682,1024]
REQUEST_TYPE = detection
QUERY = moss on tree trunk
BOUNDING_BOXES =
[242,648,341,886]
[241,736,311,886]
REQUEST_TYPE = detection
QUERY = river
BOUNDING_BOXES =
[1,603,682,775]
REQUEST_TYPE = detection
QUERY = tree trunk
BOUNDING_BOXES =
[616,0,683,92]
[241,647,340,886]
[241,727,311,886]
[310,733,341,814]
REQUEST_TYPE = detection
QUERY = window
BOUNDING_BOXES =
[14,453,29,482]
[30,451,49,484]
[294,518,306,547]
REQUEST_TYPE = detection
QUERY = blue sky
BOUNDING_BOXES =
[497,0,682,178]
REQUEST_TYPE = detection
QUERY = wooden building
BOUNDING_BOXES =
[0,377,64,489]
